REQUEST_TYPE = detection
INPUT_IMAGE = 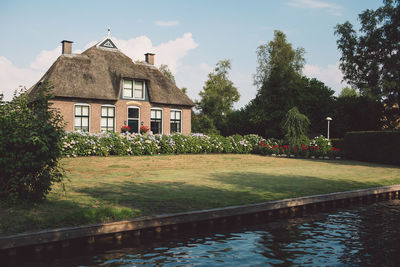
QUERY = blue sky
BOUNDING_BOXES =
[0,0,382,108]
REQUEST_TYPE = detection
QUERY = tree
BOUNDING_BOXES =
[338,86,359,98]
[254,30,305,88]
[196,60,240,133]
[244,30,335,138]
[331,92,383,138]
[0,83,65,202]
[281,107,310,147]
[335,0,400,128]
[159,64,176,84]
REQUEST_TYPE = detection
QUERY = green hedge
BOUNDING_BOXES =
[344,131,400,165]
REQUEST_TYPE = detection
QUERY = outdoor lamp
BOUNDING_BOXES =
[326,117,332,139]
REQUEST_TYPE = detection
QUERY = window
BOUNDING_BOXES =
[101,106,115,132]
[123,79,144,99]
[74,104,89,131]
[150,108,162,134]
[127,107,140,133]
[170,110,181,133]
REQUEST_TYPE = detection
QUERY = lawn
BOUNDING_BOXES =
[1,154,400,236]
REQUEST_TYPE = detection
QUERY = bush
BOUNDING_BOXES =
[344,131,400,165]
[61,132,258,157]
[0,85,65,202]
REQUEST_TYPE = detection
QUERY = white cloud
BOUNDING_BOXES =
[30,46,61,71]
[113,32,198,73]
[155,20,179,27]
[0,56,42,101]
[303,63,347,94]
[287,0,343,16]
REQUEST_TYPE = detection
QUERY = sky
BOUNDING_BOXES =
[0,0,383,108]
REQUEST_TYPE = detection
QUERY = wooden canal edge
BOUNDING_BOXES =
[2,184,400,256]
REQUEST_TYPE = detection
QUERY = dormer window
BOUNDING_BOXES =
[123,79,145,100]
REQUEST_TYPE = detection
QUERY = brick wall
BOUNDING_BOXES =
[51,99,192,134]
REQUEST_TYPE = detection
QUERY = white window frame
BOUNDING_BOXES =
[150,107,163,134]
[127,106,141,133]
[74,103,90,132]
[170,109,182,134]
[100,104,116,132]
[122,79,145,100]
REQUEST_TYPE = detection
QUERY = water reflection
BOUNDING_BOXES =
[13,200,400,266]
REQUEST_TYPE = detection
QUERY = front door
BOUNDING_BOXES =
[127,107,139,133]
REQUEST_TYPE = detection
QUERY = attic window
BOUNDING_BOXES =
[123,79,145,100]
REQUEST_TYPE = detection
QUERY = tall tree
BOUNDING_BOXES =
[335,0,400,128]
[253,30,305,88]
[196,60,240,133]
[159,64,176,84]
[243,30,335,138]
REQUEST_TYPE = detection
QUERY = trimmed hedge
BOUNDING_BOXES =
[344,131,400,165]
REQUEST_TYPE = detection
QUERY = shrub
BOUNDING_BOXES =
[344,131,400,165]
[0,85,65,202]
[281,107,310,147]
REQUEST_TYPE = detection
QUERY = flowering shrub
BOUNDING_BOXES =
[121,125,131,133]
[257,135,343,159]
[61,131,344,159]
[140,126,150,134]
[61,132,257,157]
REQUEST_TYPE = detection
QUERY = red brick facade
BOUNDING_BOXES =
[51,99,192,134]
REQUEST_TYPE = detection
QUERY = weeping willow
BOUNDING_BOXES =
[281,107,310,147]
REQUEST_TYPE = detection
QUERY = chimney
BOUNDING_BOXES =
[145,53,155,65]
[61,40,73,55]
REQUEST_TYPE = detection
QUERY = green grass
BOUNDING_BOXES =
[1,154,400,236]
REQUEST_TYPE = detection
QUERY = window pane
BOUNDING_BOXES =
[75,117,81,127]
[176,111,181,119]
[123,80,132,89]
[170,111,175,120]
[82,117,89,127]
[123,88,132,98]
[101,107,108,117]
[128,108,139,119]
[82,106,89,116]
[151,110,155,118]
[134,89,143,99]
[135,81,143,89]
[75,106,81,116]
[108,107,114,117]
[108,118,114,127]
[154,110,161,119]
[101,118,107,127]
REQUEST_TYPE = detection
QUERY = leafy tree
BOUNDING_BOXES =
[254,30,305,88]
[331,93,383,138]
[335,0,399,128]
[181,87,188,94]
[281,107,310,147]
[159,64,176,84]
[244,30,334,138]
[0,83,65,202]
[196,60,240,133]
[338,86,359,98]
[191,113,219,135]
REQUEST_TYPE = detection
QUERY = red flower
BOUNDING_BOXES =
[121,125,131,133]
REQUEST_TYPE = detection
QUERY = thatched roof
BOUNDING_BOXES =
[29,45,195,106]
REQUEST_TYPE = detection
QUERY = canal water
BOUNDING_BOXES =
[11,199,400,266]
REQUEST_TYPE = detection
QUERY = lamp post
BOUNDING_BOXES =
[326,117,332,139]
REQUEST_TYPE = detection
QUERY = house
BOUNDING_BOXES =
[28,31,195,134]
